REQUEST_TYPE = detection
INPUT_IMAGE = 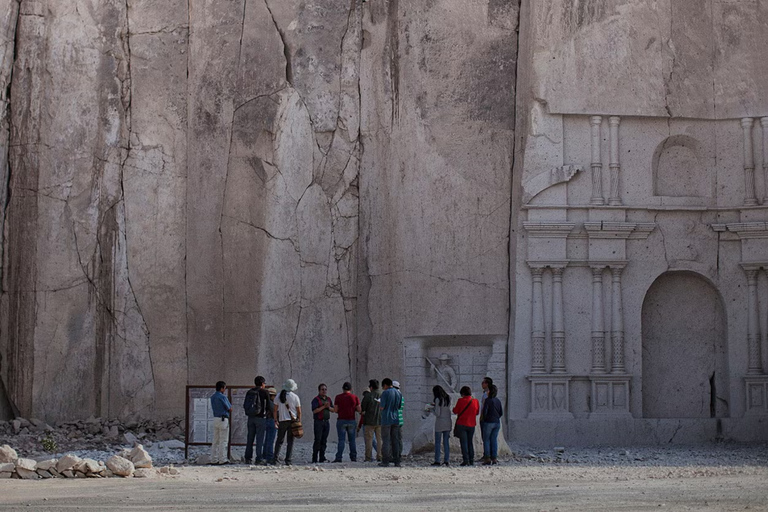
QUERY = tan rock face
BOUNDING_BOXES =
[106,455,134,477]
[0,445,17,463]
[0,0,765,448]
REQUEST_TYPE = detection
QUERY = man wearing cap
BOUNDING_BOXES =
[379,378,403,467]
[209,381,232,465]
[430,353,457,394]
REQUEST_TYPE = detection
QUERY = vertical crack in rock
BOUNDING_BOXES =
[0,0,21,292]
[264,0,292,84]
[663,2,674,118]
[236,0,247,71]
[184,0,191,378]
[386,0,399,127]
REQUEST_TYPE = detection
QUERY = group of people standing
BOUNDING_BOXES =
[208,377,405,467]
[208,374,502,467]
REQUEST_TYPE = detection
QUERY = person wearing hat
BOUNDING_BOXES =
[430,353,457,394]
[262,386,278,464]
[271,379,301,466]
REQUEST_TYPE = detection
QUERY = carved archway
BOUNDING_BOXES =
[641,271,729,418]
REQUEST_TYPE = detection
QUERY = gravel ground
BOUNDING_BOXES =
[0,442,766,511]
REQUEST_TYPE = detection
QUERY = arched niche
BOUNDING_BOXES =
[652,135,710,198]
[641,271,729,419]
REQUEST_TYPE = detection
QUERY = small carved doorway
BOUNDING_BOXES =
[641,271,729,418]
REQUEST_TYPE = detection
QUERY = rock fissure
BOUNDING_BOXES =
[263,0,292,84]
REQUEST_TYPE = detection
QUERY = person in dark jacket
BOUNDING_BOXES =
[480,384,503,465]
[311,383,333,463]
[243,375,270,464]
[358,379,382,462]
[262,387,277,463]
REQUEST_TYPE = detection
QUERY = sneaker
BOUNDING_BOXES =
[394,462,401,467]
[443,461,450,467]
[491,459,498,465]
[378,462,390,467]
[332,459,343,463]
[285,461,292,466]
[319,458,328,463]
[430,461,441,466]
[269,460,277,466]
[460,461,469,467]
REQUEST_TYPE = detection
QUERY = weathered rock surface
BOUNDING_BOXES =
[0,444,17,463]
[128,444,152,469]
[106,455,134,477]
[56,454,81,473]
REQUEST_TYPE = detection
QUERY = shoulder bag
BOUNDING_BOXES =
[286,397,304,439]
[453,398,473,438]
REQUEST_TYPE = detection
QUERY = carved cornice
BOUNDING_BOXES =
[522,221,576,238]
[712,222,768,239]
[584,221,656,240]
[740,262,768,272]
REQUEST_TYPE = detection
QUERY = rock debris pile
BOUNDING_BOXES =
[0,416,186,479]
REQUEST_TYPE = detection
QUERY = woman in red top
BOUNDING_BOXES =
[452,386,480,466]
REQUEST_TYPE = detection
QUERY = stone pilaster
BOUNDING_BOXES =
[590,265,606,373]
[742,118,757,206]
[608,116,621,206]
[742,266,763,375]
[530,265,546,373]
[610,264,625,374]
[590,115,604,205]
[551,266,566,373]
[762,117,768,203]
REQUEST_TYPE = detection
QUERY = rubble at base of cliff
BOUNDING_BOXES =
[0,416,186,479]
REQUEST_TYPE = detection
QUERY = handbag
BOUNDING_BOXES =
[453,398,474,438]
[287,402,304,439]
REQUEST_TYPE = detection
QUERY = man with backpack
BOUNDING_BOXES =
[311,383,333,463]
[243,375,270,465]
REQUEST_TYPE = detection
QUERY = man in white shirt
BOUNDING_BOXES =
[271,379,302,466]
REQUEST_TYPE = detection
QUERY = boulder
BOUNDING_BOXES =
[37,469,54,479]
[15,458,36,471]
[0,472,12,479]
[17,418,31,428]
[60,470,74,478]
[36,459,57,471]
[129,444,153,468]
[16,467,38,480]
[74,458,100,474]
[105,426,119,439]
[0,462,14,473]
[123,432,138,447]
[56,454,82,473]
[133,468,155,478]
[11,420,20,434]
[0,445,18,463]
[106,455,134,478]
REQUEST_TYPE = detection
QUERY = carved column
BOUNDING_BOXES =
[608,116,621,206]
[590,115,604,205]
[744,267,763,374]
[530,266,546,373]
[761,118,768,203]
[610,265,625,374]
[591,266,606,373]
[551,266,566,373]
[742,118,757,206]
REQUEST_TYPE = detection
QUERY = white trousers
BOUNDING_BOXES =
[211,417,229,463]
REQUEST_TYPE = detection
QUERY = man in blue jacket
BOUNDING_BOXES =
[210,381,232,464]
[378,378,402,467]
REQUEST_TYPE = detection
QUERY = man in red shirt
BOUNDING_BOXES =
[332,382,361,462]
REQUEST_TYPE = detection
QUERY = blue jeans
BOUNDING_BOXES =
[434,430,450,463]
[481,421,501,459]
[262,420,277,461]
[244,416,267,462]
[335,419,357,461]
[456,425,475,463]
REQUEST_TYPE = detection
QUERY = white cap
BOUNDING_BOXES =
[392,380,400,389]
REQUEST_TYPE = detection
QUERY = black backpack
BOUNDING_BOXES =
[244,388,265,417]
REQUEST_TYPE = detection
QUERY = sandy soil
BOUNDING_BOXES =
[0,458,766,511]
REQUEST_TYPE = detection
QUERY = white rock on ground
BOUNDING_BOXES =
[15,458,36,471]
[129,444,153,468]
[0,462,14,472]
[0,444,18,463]
[0,472,12,479]
[106,455,134,477]
[133,468,155,478]
[56,454,81,473]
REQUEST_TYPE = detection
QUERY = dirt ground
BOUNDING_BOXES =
[0,460,766,511]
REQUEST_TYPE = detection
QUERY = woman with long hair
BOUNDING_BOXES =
[452,386,480,466]
[423,385,452,466]
[480,384,503,465]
